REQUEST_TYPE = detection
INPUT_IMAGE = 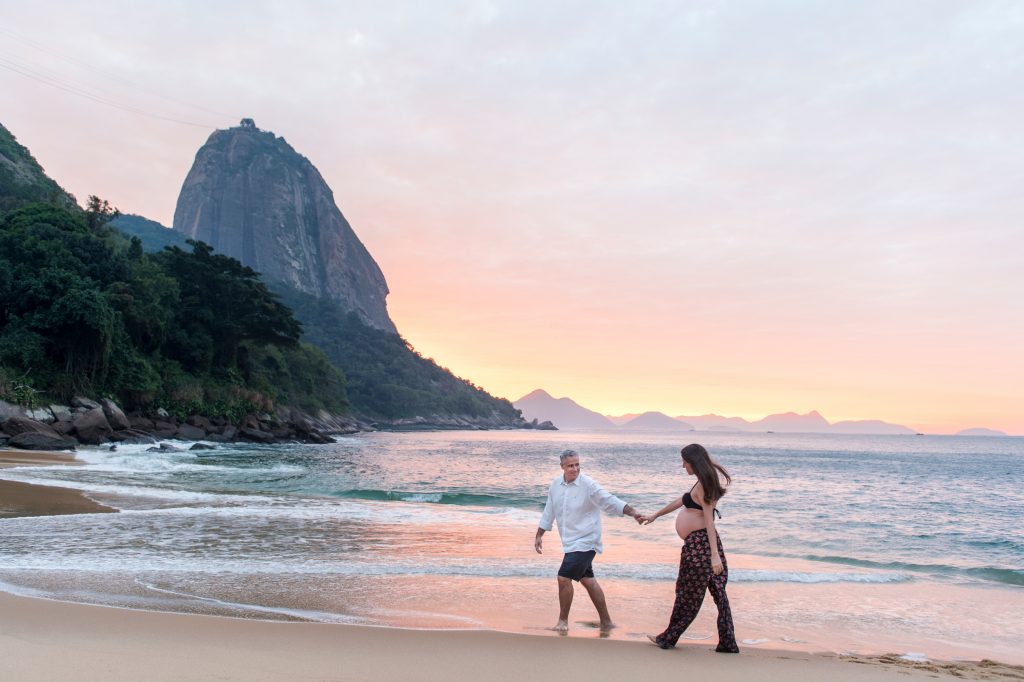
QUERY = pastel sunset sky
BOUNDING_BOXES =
[3,2,1022,434]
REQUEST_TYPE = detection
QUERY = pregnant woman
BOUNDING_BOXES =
[640,443,740,653]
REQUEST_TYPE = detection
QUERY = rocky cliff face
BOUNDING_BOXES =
[172,120,396,334]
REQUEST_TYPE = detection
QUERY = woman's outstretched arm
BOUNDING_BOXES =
[640,497,683,524]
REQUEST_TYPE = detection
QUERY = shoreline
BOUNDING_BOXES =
[1,591,1018,682]
[0,448,81,469]
[0,449,117,517]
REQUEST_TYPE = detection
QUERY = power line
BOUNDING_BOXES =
[0,55,220,129]
[0,26,238,120]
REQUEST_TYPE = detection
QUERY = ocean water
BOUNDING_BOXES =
[1,430,1022,661]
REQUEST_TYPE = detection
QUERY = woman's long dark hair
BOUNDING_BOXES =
[681,443,731,505]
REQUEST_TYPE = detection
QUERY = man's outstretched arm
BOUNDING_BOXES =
[591,481,643,521]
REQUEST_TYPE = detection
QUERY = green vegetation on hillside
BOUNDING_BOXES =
[0,123,78,214]
[111,214,190,252]
[0,202,347,418]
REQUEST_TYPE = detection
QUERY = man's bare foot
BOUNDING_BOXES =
[552,620,569,633]
[599,621,616,633]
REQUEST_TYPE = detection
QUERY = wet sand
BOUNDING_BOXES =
[1,591,1020,682]
[0,449,80,469]
[0,449,116,517]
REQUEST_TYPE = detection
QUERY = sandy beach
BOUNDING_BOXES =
[2,590,1021,682]
[0,449,81,469]
[0,450,117,518]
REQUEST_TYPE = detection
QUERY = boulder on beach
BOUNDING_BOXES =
[175,424,206,441]
[0,400,26,420]
[9,431,77,451]
[71,396,101,410]
[2,415,58,437]
[28,407,55,423]
[100,399,131,431]
[186,415,213,432]
[239,427,275,443]
[72,408,113,444]
[50,405,73,422]
[150,421,179,438]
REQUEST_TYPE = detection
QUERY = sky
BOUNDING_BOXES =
[2,1,1022,435]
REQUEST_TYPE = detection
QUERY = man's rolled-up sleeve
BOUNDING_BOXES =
[589,479,627,515]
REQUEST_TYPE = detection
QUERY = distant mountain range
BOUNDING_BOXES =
[514,390,615,429]
[619,412,694,430]
[514,389,1005,435]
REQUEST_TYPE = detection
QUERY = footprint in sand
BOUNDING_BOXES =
[576,621,618,630]
[575,621,617,637]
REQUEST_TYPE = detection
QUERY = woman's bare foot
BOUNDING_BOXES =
[647,634,672,649]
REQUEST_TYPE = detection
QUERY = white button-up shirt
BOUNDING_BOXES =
[538,473,628,554]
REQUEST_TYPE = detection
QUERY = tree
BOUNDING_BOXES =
[0,204,126,394]
[1,203,348,415]
[155,240,301,374]
[85,195,120,232]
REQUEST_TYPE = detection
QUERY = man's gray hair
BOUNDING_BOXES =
[559,449,578,463]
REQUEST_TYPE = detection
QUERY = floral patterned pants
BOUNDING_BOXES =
[654,529,739,652]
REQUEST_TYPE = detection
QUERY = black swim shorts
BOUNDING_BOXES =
[558,550,597,581]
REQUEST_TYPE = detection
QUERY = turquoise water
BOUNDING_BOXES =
[1,429,1022,659]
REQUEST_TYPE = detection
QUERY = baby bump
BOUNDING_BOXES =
[675,508,705,540]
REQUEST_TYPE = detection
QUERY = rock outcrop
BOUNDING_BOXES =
[1,393,541,452]
[0,414,76,451]
[172,120,396,334]
[0,398,362,451]
[9,431,77,451]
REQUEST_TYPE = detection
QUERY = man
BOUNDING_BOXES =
[534,449,643,633]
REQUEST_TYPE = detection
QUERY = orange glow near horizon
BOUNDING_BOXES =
[379,242,1023,436]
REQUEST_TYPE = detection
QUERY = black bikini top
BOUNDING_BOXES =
[683,484,722,519]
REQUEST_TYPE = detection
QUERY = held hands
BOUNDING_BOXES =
[626,506,649,526]
[635,513,656,525]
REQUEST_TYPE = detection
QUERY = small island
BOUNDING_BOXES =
[955,427,1009,437]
